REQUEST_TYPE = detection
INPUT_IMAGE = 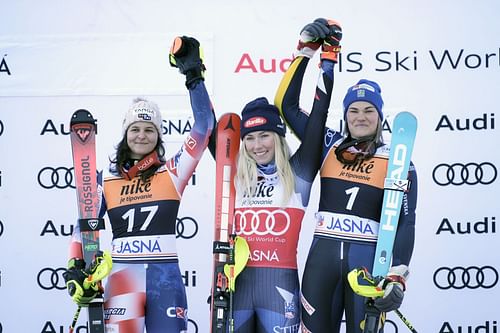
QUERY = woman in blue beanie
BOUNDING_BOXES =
[275,20,418,333]
[222,20,340,333]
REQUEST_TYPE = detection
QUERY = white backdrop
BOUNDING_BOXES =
[0,0,499,332]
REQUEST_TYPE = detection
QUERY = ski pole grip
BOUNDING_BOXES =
[78,218,105,231]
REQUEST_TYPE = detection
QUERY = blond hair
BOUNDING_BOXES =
[236,133,295,207]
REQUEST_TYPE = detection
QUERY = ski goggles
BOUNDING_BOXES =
[347,267,385,298]
[335,136,376,165]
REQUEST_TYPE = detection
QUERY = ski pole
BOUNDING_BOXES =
[227,235,236,333]
[224,235,250,333]
[69,305,81,333]
[228,287,234,333]
[395,309,418,333]
[68,251,112,333]
[348,267,419,333]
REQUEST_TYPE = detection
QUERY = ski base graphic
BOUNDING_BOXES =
[364,111,417,333]
[209,113,241,333]
[70,109,106,333]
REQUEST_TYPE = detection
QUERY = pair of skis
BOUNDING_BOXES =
[69,110,107,333]
[209,112,419,333]
[348,111,418,333]
[209,113,250,333]
[70,110,248,332]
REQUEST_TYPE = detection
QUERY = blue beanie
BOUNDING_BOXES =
[240,97,286,138]
[342,79,384,120]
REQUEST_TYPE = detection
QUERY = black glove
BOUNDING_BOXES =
[319,18,342,47]
[296,18,329,58]
[169,36,205,89]
[374,281,404,312]
[300,18,331,41]
[373,265,409,313]
[319,19,342,63]
[298,18,342,62]
[301,18,342,44]
[63,258,99,306]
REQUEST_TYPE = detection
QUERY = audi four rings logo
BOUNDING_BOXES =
[37,166,75,189]
[235,209,290,236]
[37,267,67,290]
[433,266,499,289]
[176,216,198,239]
[432,162,497,186]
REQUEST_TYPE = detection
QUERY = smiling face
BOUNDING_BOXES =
[345,101,380,139]
[126,121,159,159]
[243,130,276,165]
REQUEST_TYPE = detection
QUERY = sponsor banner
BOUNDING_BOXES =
[314,211,379,242]
[0,1,498,332]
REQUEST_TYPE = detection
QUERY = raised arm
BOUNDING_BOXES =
[168,36,215,193]
[275,18,342,140]
[290,58,335,187]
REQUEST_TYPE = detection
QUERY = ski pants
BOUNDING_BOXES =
[103,261,188,333]
[300,237,385,333]
[231,267,301,333]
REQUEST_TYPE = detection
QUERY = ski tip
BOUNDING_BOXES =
[218,113,241,123]
[393,111,418,131]
[71,109,97,126]
[395,111,418,122]
[71,109,95,124]
[217,113,241,133]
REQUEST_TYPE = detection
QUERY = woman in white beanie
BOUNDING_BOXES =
[64,36,214,332]
[276,19,418,333]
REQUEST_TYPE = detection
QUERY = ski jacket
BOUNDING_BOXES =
[234,57,334,270]
[69,81,214,263]
[275,57,418,267]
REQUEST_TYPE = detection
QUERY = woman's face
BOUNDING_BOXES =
[243,130,276,165]
[126,122,159,159]
[346,101,380,138]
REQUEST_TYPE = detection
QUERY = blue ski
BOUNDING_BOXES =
[372,111,417,277]
[347,112,418,333]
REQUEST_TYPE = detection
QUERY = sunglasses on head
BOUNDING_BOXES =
[335,136,377,165]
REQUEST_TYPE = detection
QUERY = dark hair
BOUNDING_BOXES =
[109,134,166,182]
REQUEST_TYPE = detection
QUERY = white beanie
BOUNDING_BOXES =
[122,97,163,136]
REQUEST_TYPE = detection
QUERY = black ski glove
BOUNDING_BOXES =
[63,258,99,306]
[374,264,409,312]
[169,36,206,89]
[297,18,342,62]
